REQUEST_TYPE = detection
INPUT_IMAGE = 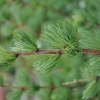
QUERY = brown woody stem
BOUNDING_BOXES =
[81,49,100,54]
[13,49,100,57]
[62,77,96,85]
[14,49,64,57]
[3,77,100,90]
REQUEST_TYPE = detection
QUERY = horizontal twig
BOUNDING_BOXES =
[14,49,64,57]
[2,77,100,90]
[81,49,100,54]
[3,84,84,90]
[3,86,28,90]
[13,48,100,57]
[62,77,100,85]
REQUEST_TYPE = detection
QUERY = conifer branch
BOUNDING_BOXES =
[2,84,84,90]
[81,49,100,54]
[13,48,100,57]
[3,86,28,90]
[13,49,64,57]
[20,3,67,17]
[2,77,100,90]
[82,21,100,27]
[62,77,100,85]
[43,5,67,16]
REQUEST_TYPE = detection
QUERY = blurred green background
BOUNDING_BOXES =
[0,0,100,100]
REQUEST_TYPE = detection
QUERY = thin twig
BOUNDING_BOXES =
[62,77,97,85]
[3,86,28,90]
[13,48,100,57]
[3,84,83,90]
[13,49,64,57]
[3,77,99,90]
[81,49,100,54]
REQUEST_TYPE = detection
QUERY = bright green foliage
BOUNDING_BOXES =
[65,43,80,57]
[51,87,70,100]
[13,68,30,86]
[79,30,100,49]
[33,54,61,73]
[38,89,52,100]
[73,88,83,99]
[27,81,40,94]
[0,49,16,70]
[83,0,100,25]
[41,20,78,49]
[36,72,52,86]
[36,71,72,99]
[13,68,40,95]
[7,89,23,100]
[82,80,100,99]
[0,75,4,86]
[11,28,38,52]
[89,56,100,76]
